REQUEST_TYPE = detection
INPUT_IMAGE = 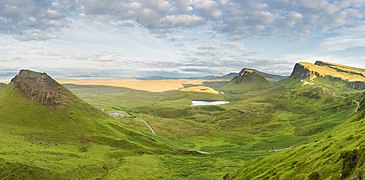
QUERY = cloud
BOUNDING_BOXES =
[1,0,364,40]
[321,24,365,51]
[0,0,78,40]
[159,15,204,27]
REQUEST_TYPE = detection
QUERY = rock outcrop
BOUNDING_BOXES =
[11,70,70,108]
[347,81,365,90]
[290,63,320,79]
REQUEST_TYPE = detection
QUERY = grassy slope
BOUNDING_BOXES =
[63,75,362,179]
[0,85,179,179]
[227,77,365,179]
[229,97,365,179]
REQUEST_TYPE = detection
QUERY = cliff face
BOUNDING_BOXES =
[11,70,70,108]
[290,63,320,79]
[290,62,365,90]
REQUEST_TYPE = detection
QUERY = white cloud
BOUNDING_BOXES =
[321,24,365,51]
[160,15,205,26]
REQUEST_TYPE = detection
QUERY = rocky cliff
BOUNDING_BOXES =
[290,63,320,79]
[290,62,365,90]
[11,70,70,108]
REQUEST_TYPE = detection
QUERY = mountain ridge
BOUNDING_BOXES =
[291,61,365,90]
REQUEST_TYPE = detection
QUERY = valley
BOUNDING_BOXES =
[0,61,364,179]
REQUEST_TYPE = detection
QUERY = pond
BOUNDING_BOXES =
[191,101,230,106]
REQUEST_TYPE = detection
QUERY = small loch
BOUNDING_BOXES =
[191,101,230,106]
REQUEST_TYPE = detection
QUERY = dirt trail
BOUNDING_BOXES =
[332,92,360,113]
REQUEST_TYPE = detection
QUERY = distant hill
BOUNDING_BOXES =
[231,69,270,85]
[204,69,287,82]
[222,69,271,92]
[202,72,239,80]
[291,61,365,90]
[239,68,288,82]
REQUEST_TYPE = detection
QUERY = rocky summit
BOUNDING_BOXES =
[11,70,70,108]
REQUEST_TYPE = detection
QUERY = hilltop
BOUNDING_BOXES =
[232,69,270,84]
[241,68,288,82]
[11,70,72,108]
[222,69,271,92]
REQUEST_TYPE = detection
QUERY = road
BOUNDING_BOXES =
[332,92,360,113]
[139,120,156,135]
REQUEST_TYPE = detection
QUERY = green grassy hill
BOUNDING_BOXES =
[223,69,271,93]
[0,70,178,179]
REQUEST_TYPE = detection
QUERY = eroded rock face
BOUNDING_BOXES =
[11,70,69,108]
[290,63,320,79]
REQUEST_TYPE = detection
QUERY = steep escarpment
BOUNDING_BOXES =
[11,70,71,108]
[290,62,320,79]
[290,61,365,90]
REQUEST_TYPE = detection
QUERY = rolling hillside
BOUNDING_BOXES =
[0,70,177,179]
[227,95,365,179]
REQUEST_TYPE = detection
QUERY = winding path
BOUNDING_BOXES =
[353,100,360,113]
[139,120,156,135]
[332,92,360,113]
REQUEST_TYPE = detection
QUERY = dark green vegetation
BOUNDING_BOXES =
[0,61,364,179]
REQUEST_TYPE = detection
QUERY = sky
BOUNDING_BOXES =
[1,0,365,80]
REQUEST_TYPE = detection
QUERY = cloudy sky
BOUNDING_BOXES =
[1,0,365,80]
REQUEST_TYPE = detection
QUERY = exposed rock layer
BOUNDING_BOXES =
[11,70,70,108]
